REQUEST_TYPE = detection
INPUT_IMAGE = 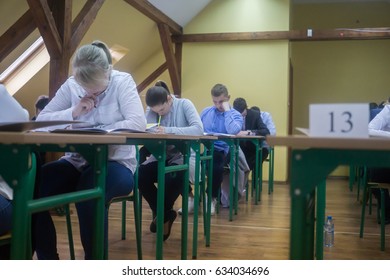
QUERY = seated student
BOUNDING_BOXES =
[368,104,390,223]
[34,41,146,259]
[138,85,203,241]
[139,80,171,163]
[250,105,276,162]
[232,98,270,171]
[250,106,276,136]
[31,95,49,121]
[200,84,243,214]
[0,84,30,259]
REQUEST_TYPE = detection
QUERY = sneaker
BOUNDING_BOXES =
[205,197,217,216]
[210,198,217,216]
[178,196,194,215]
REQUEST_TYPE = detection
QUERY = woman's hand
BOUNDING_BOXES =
[154,126,166,134]
[72,95,97,118]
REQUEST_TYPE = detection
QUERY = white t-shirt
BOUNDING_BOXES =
[0,84,30,200]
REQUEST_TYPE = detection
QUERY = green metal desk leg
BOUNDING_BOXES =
[144,141,167,260]
[315,180,326,260]
[234,139,239,215]
[191,141,201,259]
[253,140,260,204]
[268,147,274,194]
[229,141,235,221]
[179,140,190,260]
[91,145,107,259]
[257,146,263,203]
[6,146,34,259]
[203,141,214,247]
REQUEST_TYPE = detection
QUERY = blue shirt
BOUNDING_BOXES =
[201,106,243,154]
[260,111,276,149]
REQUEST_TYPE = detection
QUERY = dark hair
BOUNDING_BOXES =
[35,96,49,110]
[369,102,378,110]
[233,97,247,114]
[250,106,261,113]
[145,86,170,107]
[155,80,170,93]
[211,83,228,97]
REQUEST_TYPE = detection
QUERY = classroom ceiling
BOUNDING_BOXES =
[147,0,212,27]
[293,0,390,3]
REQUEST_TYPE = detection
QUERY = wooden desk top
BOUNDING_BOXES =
[235,135,266,140]
[199,135,218,140]
[267,135,390,150]
[207,134,265,140]
[113,132,201,141]
[0,131,127,145]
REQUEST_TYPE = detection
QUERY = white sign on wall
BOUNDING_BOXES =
[309,103,369,138]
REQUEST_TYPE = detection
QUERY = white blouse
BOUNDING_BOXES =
[369,105,390,137]
[37,70,147,173]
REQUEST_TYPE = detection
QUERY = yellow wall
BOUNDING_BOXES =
[291,2,390,176]
[181,0,291,182]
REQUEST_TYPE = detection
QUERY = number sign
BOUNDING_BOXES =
[309,104,369,138]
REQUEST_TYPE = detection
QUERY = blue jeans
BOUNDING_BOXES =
[34,159,134,259]
[0,194,12,235]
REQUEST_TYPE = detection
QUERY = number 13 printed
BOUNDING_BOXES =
[329,111,353,133]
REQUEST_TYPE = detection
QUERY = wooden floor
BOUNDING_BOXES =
[51,178,390,260]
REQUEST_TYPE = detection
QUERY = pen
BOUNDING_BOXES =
[157,115,161,126]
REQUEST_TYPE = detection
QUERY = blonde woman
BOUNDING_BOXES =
[34,41,146,259]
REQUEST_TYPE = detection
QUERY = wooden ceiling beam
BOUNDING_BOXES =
[158,23,181,96]
[27,0,63,58]
[136,62,167,93]
[51,0,72,50]
[123,0,182,35]
[172,28,390,43]
[71,0,105,54]
[24,0,105,97]
[0,10,36,63]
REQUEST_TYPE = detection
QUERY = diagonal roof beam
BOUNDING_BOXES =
[137,62,167,93]
[71,0,105,54]
[158,23,181,95]
[27,0,63,58]
[123,0,182,35]
[0,10,36,63]
[25,0,105,96]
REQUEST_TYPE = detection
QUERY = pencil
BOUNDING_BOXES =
[157,115,161,126]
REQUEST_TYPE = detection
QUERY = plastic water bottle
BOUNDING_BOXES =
[324,215,334,247]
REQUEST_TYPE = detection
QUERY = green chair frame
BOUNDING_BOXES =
[266,146,274,194]
[3,152,36,259]
[359,167,388,251]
